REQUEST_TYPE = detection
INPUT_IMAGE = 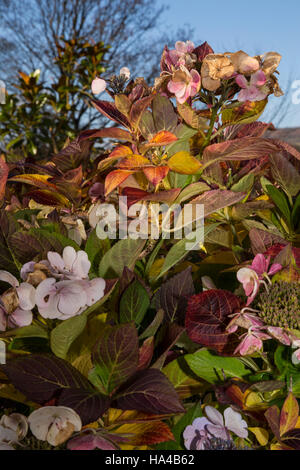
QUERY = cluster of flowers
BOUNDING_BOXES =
[0,406,81,450]
[0,247,105,330]
[183,405,248,450]
[230,254,300,363]
[91,41,282,105]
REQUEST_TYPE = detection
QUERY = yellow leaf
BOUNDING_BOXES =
[72,353,93,378]
[249,427,269,446]
[167,151,201,174]
[244,391,265,409]
[148,258,164,280]
[118,154,150,169]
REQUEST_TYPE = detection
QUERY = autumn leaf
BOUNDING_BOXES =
[167,151,201,174]
[105,170,134,196]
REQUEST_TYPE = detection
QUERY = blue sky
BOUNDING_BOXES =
[161,0,300,127]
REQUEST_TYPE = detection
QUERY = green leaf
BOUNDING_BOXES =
[98,238,145,278]
[265,184,292,227]
[50,314,87,359]
[231,173,254,193]
[14,325,48,339]
[156,401,203,450]
[184,348,250,384]
[85,229,110,277]
[119,280,150,325]
[156,223,221,279]
[163,358,205,399]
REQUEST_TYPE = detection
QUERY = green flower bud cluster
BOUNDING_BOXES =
[256,281,300,329]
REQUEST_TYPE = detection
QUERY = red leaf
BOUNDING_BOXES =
[122,187,181,207]
[143,166,169,185]
[78,128,132,141]
[0,157,9,201]
[193,41,214,61]
[185,289,241,354]
[138,337,154,370]
[203,137,279,163]
[265,406,281,441]
[92,100,130,128]
[190,189,245,217]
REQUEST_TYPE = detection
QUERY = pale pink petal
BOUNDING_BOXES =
[224,407,248,438]
[190,69,201,90]
[205,406,224,426]
[292,348,300,365]
[91,78,106,95]
[250,70,266,87]
[0,271,19,288]
[35,278,56,308]
[57,282,87,316]
[237,88,251,102]
[48,252,64,272]
[268,326,291,345]
[186,40,195,53]
[235,74,248,89]
[71,251,91,280]
[62,246,77,272]
[246,279,260,305]
[9,309,33,328]
[20,262,35,281]
[167,80,185,94]
[175,41,188,54]
[239,334,262,355]
[206,424,229,440]
[16,283,35,310]
[84,278,106,306]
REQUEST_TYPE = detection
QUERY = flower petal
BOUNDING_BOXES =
[0,271,19,288]
[224,407,248,438]
[205,406,224,426]
[16,282,36,310]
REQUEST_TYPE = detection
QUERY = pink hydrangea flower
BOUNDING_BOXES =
[183,406,248,450]
[47,246,91,280]
[0,271,35,331]
[236,70,268,102]
[237,254,282,305]
[35,277,105,320]
[167,66,201,104]
[161,41,195,71]
[234,327,271,355]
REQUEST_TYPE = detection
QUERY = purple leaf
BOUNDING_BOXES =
[92,323,139,394]
[115,368,184,414]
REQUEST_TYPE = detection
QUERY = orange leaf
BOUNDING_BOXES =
[143,166,169,185]
[118,154,150,169]
[112,421,174,446]
[167,151,201,174]
[8,174,58,190]
[110,145,133,158]
[98,146,134,171]
[280,392,299,436]
[150,131,178,145]
[0,156,9,201]
[105,170,134,196]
